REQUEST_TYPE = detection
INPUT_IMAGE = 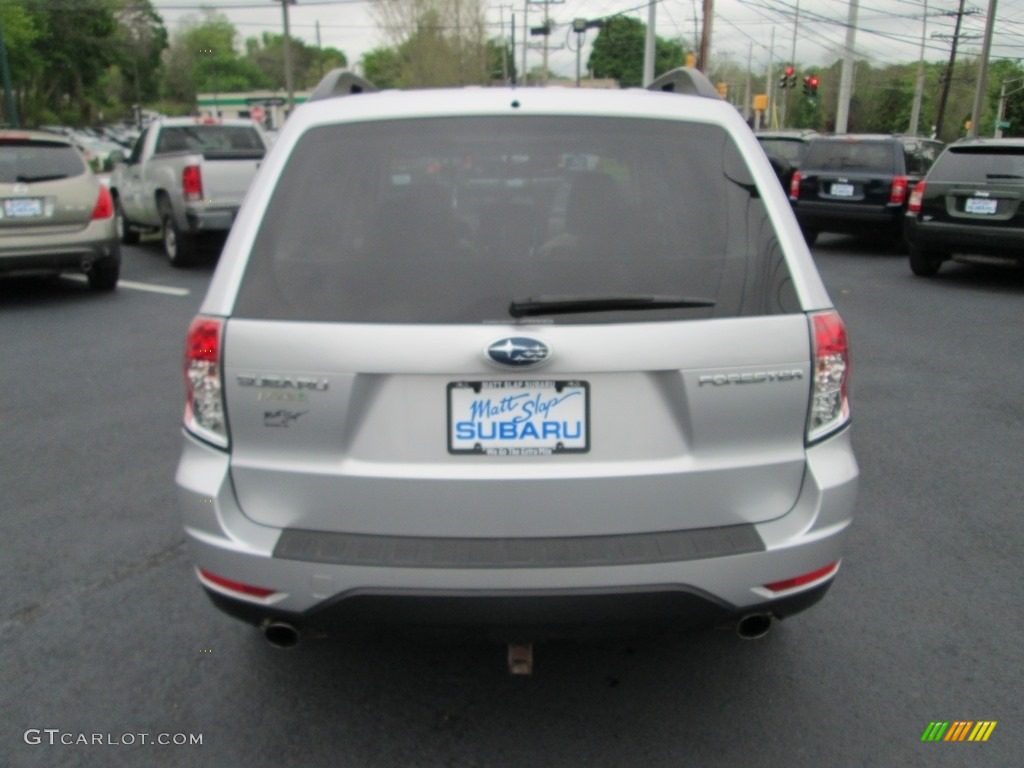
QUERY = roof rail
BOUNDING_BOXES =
[309,70,378,102]
[646,68,721,99]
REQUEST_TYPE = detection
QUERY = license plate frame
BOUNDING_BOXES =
[830,183,855,198]
[447,380,590,456]
[965,197,998,215]
[2,197,44,218]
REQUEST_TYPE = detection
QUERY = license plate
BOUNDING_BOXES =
[2,198,43,218]
[830,183,855,197]
[965,198,997,214]
[448,380,589,455]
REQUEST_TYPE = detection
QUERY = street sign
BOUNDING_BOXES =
[250,105,266,122]
[996,120,1011,129]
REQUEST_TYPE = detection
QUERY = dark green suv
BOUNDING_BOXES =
[904,138,1024,276]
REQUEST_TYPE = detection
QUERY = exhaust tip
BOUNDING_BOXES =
[736,613,772,640]
[263,621,300,649]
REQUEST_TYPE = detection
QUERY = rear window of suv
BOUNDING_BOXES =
[233,116,797,324]
[803,140,895,173]
[0,140,87,183]
[928,145,1024,182]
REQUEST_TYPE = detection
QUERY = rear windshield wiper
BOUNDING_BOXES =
[985,173,1024,180]
[15,173,68,183]
[509,294,716,318]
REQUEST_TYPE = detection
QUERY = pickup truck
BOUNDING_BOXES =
[109,117,267,266]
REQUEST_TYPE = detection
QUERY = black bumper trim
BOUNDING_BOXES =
[203,580,833,642]
[273,524,765,569]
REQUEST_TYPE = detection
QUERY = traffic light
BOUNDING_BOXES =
[779,66,795,89]
[716,82,728,98]
[809,75,819,97]
[803,74,819,98]
[788,69,797,89]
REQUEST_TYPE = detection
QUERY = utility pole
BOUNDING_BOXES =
[968,0,999,138]
[522,2,528,83]
[698,0,714,73]
[272,0,296,116]
[909,0,928,135]
[643,0,656,86]
[934,0,967,139]
[783,0,800,128]
[766,26,775,129]
[315,20,323,79]
[835,0,859,133]
[510,12,516,84]
[743,41,752,122]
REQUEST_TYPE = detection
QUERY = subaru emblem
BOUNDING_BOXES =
[486,337,551,367]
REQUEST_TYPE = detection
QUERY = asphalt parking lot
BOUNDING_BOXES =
[1,235,1021,767]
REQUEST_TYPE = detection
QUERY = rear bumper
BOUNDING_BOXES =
[795,201,903,233]
[184,206,237,233]
[176,428,858,638]
[0,224,120,275]
[203,579,834,642]
[904,217,1024,260]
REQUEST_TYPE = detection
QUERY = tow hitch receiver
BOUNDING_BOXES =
[507,643,533,675]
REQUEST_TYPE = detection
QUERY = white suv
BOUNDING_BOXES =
[176,70,858,654]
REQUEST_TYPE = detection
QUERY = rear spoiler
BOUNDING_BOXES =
[646,68,721,99]
[309,70,378,102]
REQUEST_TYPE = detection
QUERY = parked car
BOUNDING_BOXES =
[904,137,1024,276]
[175,69,858,659]
[789,134,943,246]
[756,129,818,190]
[0,129,119,290]
[109,116,267,266]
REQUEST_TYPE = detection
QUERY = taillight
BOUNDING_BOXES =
[184,316,228,448]
[789,170,802,200]
[807,310,850,443]
[90,185,113,219]
[889,175,908,205]
[908,180,926,213]
[182,164,203,202]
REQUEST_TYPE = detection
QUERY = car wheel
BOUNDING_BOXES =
[909,246,945,277]
[114,195,140,245]
[160,198,196,267]
[801,227,819,246]
[87,258,120,291]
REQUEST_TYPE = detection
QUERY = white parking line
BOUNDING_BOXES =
[62,274,190,296]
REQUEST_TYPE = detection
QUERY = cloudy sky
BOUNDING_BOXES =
[151,0,1023,82]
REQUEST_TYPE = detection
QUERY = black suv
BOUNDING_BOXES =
[789,134,943,246]
[756,129,818,191]
[904,138,1024,276]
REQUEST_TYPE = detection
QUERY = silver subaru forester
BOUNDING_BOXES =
[176,70,857,654]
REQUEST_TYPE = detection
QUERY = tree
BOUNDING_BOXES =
[244,32,347,90]
[161,11,270,105]
[114,0,168,106]
[586,16,686,89]
[369,0,493,87]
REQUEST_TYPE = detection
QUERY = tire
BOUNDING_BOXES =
[113,195,140,245]
[801,227,819,247]
[909,246,944,277]
[87,256,120,291]
[160,197,196,267]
